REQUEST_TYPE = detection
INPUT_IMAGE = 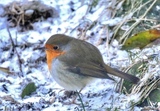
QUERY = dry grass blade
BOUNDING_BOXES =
[129,74,160,105]
[112,0,157,44]
[0,67,13,74]
[120,0,157,44]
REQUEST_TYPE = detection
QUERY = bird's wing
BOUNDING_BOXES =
[66,61,114,80]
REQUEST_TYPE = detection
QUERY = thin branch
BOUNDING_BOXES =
[7,25,23,76]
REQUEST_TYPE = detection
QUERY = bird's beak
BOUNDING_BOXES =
[45,44,52,51]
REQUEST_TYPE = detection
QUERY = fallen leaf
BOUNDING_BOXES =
[122,29,160,50]
[21,82,36,99]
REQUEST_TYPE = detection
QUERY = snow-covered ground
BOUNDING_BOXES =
[0,0,159,110]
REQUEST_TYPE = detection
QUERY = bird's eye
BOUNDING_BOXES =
[53,45,59,50]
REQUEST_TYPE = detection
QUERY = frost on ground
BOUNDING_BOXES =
[0,0,160,111]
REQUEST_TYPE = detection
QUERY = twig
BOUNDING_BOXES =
[0,67,13,74]
[7,25,23,76]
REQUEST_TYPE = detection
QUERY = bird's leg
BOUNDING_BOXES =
[62,88,83,105]
[69,90,82,105]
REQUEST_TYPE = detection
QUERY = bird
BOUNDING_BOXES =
[45,34,140,91]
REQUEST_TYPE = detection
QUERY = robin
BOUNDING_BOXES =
[45,34,139,91]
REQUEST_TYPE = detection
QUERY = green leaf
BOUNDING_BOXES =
[21,82,36,99]
[149,89,160,103]
[122,29,160,50]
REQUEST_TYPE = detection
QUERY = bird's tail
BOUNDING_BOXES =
[105,65,140,84]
